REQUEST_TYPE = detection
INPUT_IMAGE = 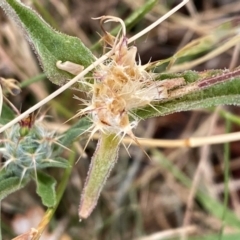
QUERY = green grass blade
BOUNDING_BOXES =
[219,118,231,239]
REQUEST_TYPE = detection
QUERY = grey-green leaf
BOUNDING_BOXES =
[54,117,92,156]
[61,117,92,145]
[135,72,240,120]
[38,157,70,169]
[0,0,95,88]
[79,133,120,219]
[0,172,30,201]
[0,104,15,125]
[36,171,57,207]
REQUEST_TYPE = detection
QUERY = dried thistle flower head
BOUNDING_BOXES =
[83,17,185,138]
[59,16,184,141]
[0,77,21,116]
[0,77,21,96]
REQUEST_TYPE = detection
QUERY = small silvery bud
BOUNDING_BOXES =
[1,115,57,178]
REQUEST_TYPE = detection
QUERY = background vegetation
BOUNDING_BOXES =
[1,0,240,239]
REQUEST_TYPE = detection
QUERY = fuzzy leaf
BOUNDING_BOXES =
[79,133,120,219]
[135,69,240,120]
[0,104,15,125]
[36,171,57,207]
[38,157,70,169]
[0,170,8,181]
[60,117,92,146]
[0,172,30,201]
[0,0,95,88]
[54,117,92,156]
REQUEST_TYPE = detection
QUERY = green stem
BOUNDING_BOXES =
[79,133,120,219]
[219,109,240,126]
[219,118,231,239]
[20,73,46,88]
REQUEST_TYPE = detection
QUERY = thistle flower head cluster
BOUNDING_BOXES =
[80,17,170,136]
[83,17,185,138]
[58,16,184,140]
[0,115,58,178]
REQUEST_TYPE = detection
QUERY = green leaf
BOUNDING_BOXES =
[124,0,158,31]
[0,104,15,125]
[54,117,92,156]
[38,157,70,169]
[135,70,240,120]
[0,0,95,88]
[185,233,240,240]
[61,117,92,145]
[0,172,30,201]
[0,169,8,181]
[36,171,57,207]
[79,133,120,219]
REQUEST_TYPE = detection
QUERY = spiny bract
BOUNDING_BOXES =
[58,16,185,142]
[1,117,59,178]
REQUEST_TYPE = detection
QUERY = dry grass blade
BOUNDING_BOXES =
[45,122,240,149]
